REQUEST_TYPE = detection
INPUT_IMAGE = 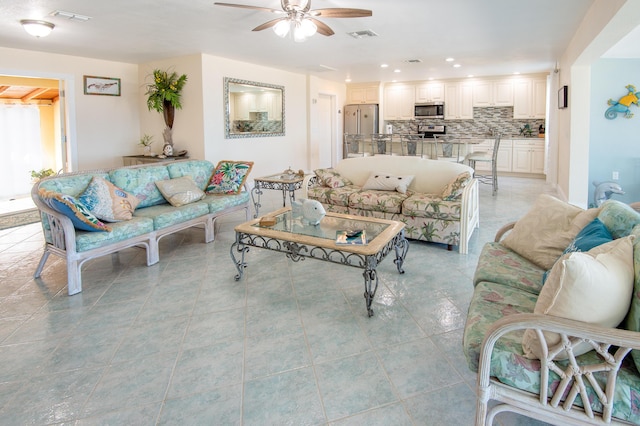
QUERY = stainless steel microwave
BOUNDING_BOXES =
[414,102,444,118]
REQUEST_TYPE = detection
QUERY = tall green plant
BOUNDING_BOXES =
[145,69,188,113]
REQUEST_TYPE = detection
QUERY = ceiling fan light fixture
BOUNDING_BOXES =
[300,18,317,37]
[20,19,55,38]
[273,19,291,38]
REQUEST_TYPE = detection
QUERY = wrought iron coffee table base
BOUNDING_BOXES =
[230,230,409,317]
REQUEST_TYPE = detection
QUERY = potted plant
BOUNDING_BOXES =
[138,134,154,156]
[30,168,55,182]
[519,124,534,137]
[145,69,187,151]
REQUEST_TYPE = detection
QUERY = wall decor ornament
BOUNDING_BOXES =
[84,76,120,96]
[605,84,639,119]
[145,69,188,151]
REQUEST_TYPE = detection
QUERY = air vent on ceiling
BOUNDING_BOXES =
[50,10,92,22]
[347,30,378,39]
[405,59,423,64]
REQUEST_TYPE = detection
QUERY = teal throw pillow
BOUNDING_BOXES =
[39,189,111,232]
[542,217,613,283]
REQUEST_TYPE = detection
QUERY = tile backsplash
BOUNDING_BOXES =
[386,107,545,140]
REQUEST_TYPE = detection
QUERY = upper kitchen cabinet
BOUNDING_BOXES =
[415,82,444,103]
[383,83,415,120]
[347,83,380,104]
[472,79,514,107]
[444,82,473,120]
[513,78,547,119]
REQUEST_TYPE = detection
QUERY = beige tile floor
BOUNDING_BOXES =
[0,176,556,425]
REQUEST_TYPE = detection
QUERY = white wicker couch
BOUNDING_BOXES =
[31,159,250,295]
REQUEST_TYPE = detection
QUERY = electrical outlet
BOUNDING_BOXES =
[612,171,619,180]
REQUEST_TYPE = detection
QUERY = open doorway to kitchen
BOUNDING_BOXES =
[0,75,68,216]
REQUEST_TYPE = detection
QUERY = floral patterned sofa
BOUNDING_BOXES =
[301,156,479,253]
[463,194,640,425]
[31,159,252,295]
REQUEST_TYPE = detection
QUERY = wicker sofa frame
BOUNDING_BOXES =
[31,160,250,295]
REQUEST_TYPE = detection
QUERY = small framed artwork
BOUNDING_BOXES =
[84,75,121,96]
[558,85,568,109]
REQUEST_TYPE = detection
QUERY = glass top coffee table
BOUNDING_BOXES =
[230,207,409,317]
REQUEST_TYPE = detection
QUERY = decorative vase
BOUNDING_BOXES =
[162,100,175,147]
[143,145,152,156]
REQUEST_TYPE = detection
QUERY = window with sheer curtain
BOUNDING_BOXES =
[0,104,43,199]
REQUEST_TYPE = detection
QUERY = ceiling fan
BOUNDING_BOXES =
[214,0,372,41]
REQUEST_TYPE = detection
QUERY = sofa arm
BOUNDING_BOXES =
[477,313,640,424]
[31,183,79,254]
[301,174,319,199]
[494,221,516,242]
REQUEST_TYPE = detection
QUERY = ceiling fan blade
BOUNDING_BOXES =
[214,2,283,14]
[252,17,287,32]
[310,8,372,18]
[308,18,334,36]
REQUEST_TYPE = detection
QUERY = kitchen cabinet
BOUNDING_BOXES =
[513,78,547,119]
[415,82,444,103]
[468,139,513,173]
[347,83,380,104]
[512,139,545,174]
[444,82,473,120]
[383,83,415,120]
[472,79,514,107]
[233,93,251,120]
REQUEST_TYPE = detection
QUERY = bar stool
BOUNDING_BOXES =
[371,134,393,155]
[465,135,501,196]
[400,134,425,157]
[343,134,366,158]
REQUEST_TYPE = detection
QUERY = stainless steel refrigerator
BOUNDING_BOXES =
[344,104,379,136]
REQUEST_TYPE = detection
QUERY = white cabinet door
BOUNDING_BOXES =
[512,140,545,173]
[347,84,380,104]
[445,82,473,120]
[493,80,514,106]
[384,84,415,120]
[234,93,251,120]
[473,80,513,107]
[415,82,444,103]
[513,78,546,119]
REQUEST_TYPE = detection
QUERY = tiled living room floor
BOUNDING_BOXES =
[0,176,556,425]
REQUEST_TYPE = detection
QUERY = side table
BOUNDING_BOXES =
[251,173,306,218]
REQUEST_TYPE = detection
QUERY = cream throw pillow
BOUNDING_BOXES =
[502,194,595,270]
[522,236,635,359]
[156,176,206,207]
[362,172,414,194]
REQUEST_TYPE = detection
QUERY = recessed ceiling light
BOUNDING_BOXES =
[445,57,455,62]
[345,78,351,82]
[394,69,401,73]
[380,64,388,68]
[467,75,474,78]
[428,77,434,81]
[453,64,461,68]
[513,72,520,75]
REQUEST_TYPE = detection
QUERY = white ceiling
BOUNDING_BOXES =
[0,0,626,84]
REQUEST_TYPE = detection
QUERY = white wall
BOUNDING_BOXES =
[0,46,140,171]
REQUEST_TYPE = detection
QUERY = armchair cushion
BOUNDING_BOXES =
[522,236,635,359]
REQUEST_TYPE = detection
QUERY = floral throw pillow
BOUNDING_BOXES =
[440,171,472,200]
[206,160,254,195]
[315,168,353,188]
[38,189,111,232]
[79,176,140,222]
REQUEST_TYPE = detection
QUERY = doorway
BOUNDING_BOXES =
[0,75,67,214]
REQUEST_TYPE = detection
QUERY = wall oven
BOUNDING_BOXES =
[414,102,444,118]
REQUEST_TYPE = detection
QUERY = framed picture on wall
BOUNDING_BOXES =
[558,85,568,109]
[83,76,121,96]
